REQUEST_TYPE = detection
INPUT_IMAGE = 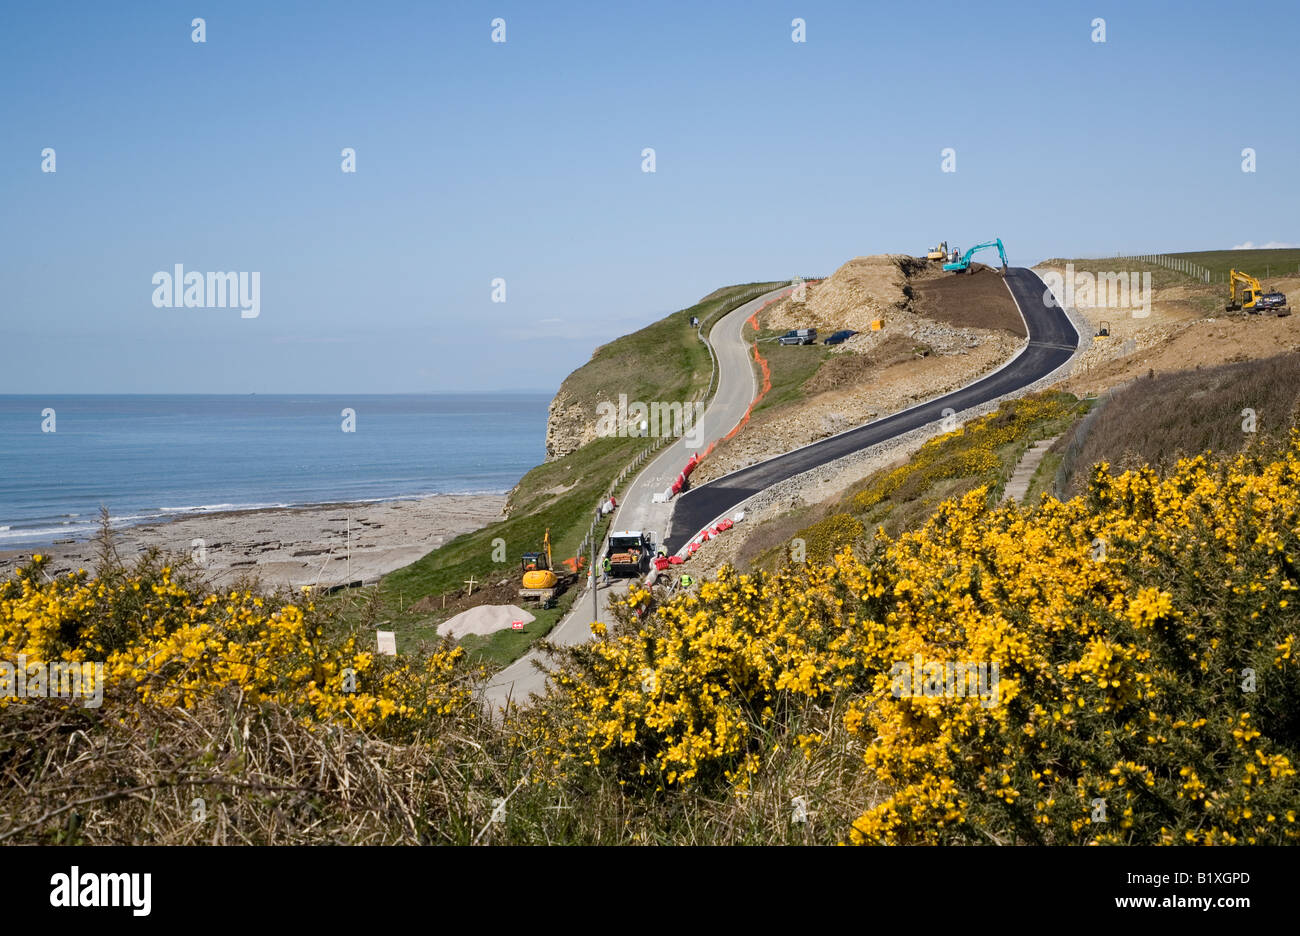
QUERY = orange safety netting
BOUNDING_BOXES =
[698,298,778,462]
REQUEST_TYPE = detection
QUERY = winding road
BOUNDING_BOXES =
[483,283,795,709]
[664,268,1077,552]
[484,267,1076,709]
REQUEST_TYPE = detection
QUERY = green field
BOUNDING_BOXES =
[1044,247,1300,286]
[1166,247,1300,282]
[752,337,833,416]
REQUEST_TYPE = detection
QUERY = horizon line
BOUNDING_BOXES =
[0,389,557,397]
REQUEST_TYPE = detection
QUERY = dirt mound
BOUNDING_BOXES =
[1064,314,1300,396]
[911,267,1026,335]
[1034,263,1300,396]
[767,256,913,334]
[765,255,1022,342]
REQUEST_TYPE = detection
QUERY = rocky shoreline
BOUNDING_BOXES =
[0,494,506,592]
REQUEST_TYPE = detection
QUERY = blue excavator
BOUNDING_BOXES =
[943,238,1008,275]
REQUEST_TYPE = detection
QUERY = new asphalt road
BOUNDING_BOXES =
[663,267,1078,553]
[482,283,795,709]
[483,268,1074,710]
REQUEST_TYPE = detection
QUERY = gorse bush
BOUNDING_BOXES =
[536,438,1300,844]
[0,551,479,738]
[853,392,1079,512]
[794,513,865,565]
[3,428,1298,844]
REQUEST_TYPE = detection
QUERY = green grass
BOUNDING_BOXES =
[753,339,833,415]
[1167,248,1300,282]
[1024,448,1064,504]
[554,281,785,437]
[1040,256,1203,292]
[1044,247,1300,288]
[320,282,785,665]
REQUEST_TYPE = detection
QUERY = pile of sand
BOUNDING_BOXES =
[436,604,536,639]
[766,256,914,334]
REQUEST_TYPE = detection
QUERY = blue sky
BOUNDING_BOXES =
[2,0,1296,393]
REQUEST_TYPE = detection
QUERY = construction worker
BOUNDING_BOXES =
[601,556,612,584]
[679,573,694,589]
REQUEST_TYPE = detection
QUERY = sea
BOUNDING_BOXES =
[0,394,551,548]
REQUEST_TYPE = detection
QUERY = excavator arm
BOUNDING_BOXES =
[945,238,1008,274]
[1228,269,1263,310]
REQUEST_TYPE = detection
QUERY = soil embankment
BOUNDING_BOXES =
[693,257,1025,484]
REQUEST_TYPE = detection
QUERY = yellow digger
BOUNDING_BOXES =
[1227,269,1290,315]
[519,529,571,607]
[926,241,949,262]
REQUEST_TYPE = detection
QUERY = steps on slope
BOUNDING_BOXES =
[1002,436,1061,504]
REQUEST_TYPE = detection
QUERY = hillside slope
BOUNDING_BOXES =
[544,282,783,460]
[341,281,784,664]
[1036,248,1300,396]
[693,256,1026,485]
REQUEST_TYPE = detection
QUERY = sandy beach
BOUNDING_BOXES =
[0,494,505,591]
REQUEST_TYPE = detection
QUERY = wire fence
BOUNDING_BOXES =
[1117,253,1212,283]
[1114,253,1300,284]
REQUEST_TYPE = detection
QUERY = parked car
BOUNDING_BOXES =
[823,329,857,345]
[778,328,818,345]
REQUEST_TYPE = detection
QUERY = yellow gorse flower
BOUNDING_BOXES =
[0,559,479,735]
[532,429,1300,845]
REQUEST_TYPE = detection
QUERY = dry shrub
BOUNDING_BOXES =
[0,686,518,845]
[1058,352,1300,497]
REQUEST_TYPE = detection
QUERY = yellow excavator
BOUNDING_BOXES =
[519,529,571,607]
[1227,269,1290,315]
[926,241,949,262]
